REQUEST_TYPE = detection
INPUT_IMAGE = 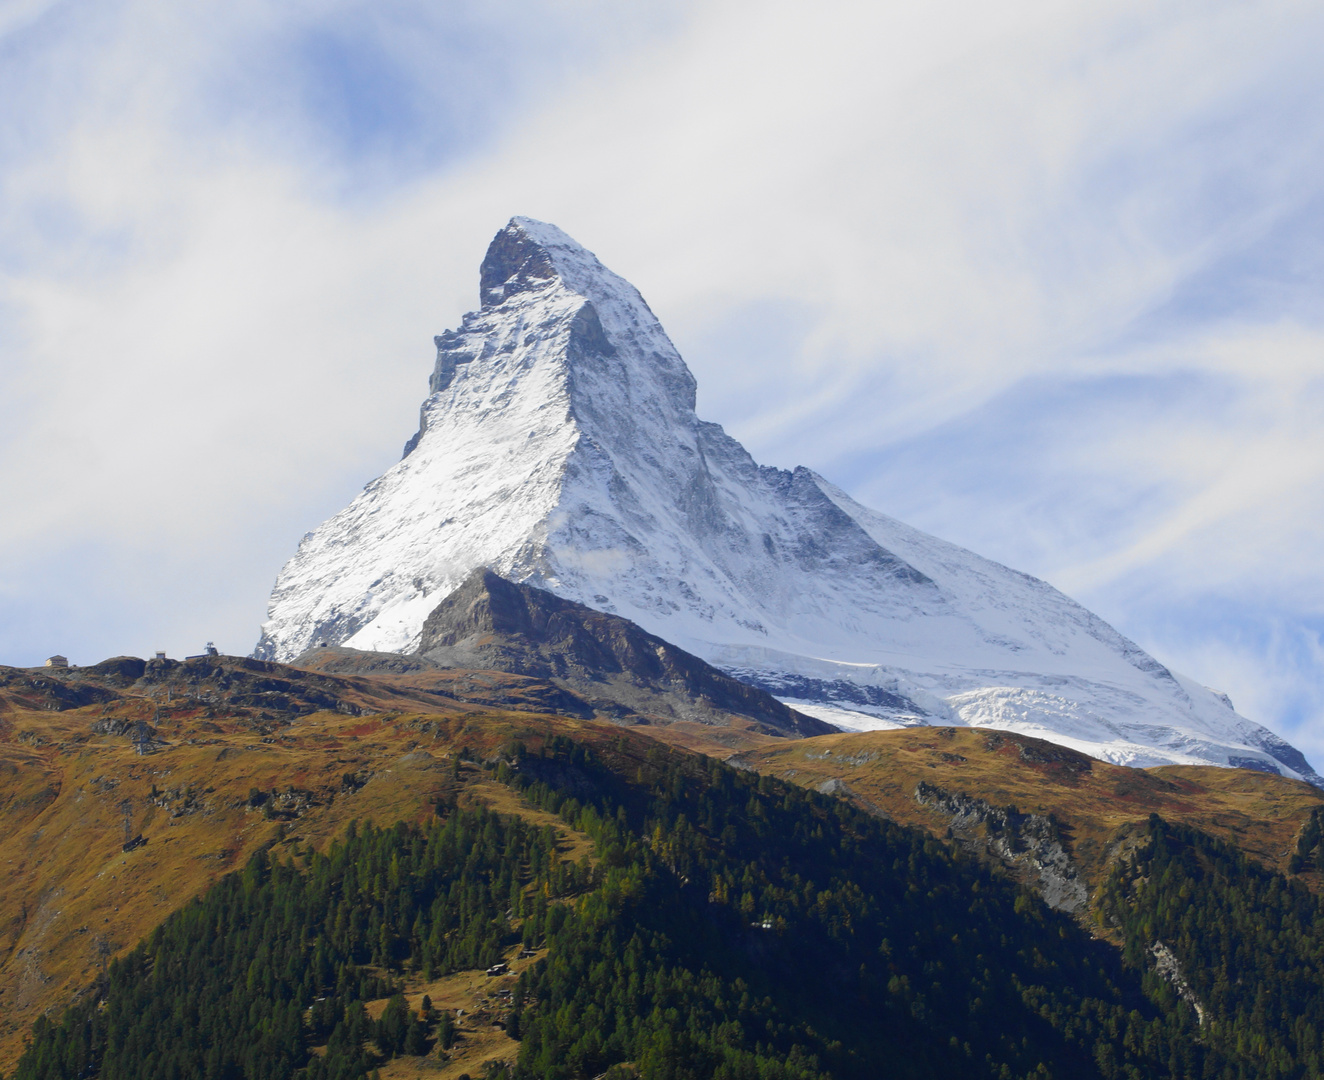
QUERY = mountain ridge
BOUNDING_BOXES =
[254,216,1319,784]
[414,568,830,737]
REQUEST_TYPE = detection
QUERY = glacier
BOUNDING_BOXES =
[254,216,1320,784]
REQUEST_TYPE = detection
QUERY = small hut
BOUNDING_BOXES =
[45,655,68,669]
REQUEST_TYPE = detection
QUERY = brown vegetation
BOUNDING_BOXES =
[0,657,625,1074]
[734,726,1324,904]
[4,654,1323,1074]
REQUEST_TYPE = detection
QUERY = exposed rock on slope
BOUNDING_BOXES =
[2,655,601,733]
[254,216,1318,783]
[914,779,1087,913]
[412,569,829,736]
[734,726,1324,912]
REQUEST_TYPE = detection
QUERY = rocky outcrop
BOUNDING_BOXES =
[1149,942,1206,1025]
[0,669,119,712]
[915,780,1087,913]
[415,569,830,736]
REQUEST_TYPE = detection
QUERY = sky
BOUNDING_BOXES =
[2,0,1323,761]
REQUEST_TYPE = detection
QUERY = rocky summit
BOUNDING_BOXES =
[255,216,1319,783]
[412,568,830,737]
[295,568,830,739]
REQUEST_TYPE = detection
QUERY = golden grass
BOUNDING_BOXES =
[364,942,549,1079]
[737,726,1324,899]
[0,690,613,1074]
[5,661,1322,1076]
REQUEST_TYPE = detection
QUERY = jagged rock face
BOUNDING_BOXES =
[254,216,1320,783]
[414,569,830,736]
[914,780,1088,913]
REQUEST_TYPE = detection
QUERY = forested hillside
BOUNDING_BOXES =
[1101,816,1324,1078]
[14,732,1320,1080]
[6,661,1324,1080]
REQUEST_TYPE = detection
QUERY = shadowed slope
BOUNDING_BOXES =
[414,569,831,738]
[734,726,1324,918]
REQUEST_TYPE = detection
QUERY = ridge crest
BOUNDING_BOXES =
[255,218,1320,785]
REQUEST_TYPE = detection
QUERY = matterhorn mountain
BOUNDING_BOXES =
[255,217,1319,784]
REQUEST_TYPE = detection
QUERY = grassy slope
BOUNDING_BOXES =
[734,726,1324,904]
[4,659,1323,1074]
[0,665,626,1075]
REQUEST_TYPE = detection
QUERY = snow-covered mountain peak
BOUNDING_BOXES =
[429,216,695,411]
[478,217,563,307]
[256,219,1320,785]
[480,217,624,309]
